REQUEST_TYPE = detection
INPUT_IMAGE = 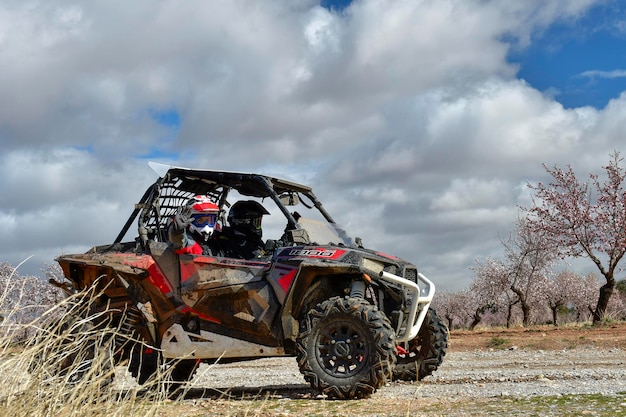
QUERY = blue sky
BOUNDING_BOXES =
[513,2,626,109]
[2,1,626,291]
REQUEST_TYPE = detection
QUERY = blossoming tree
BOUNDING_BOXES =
[525,151,626,324]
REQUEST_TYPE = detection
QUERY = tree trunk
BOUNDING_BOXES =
[469,308,482,330]
[551,306,558,327]
[506,304,513,329]
[521,301,531,327]
[445,315,454,330]
[592,277,615,325]
[510,287,530,327]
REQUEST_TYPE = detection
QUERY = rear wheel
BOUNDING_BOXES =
[393,308,448,381]
[127,345,199,397]
[127,344,160,384]
[119,308,198,395]
[296,296,396,399]
[169,359,199,382]
[166,359,200,398]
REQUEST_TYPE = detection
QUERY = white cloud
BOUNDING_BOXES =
[430,178,512,212]
[1,0,622,292]
[579,69,626,79]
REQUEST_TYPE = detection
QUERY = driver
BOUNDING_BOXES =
[168,195,220,255]
[209,200,269,259]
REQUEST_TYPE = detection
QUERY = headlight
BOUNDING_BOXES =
[362,258,385,275]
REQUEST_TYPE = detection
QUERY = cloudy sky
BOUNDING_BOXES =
[2,0,626,291]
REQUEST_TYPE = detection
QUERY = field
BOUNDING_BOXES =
[448,321,626,351]
[153,322,626,417]
[3,321,625,417]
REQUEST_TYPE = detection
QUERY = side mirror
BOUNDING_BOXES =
[279,192,300,206]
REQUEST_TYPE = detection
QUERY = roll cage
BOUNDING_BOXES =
[113,163,339,250]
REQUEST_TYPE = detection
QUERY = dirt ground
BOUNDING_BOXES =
[447,321,626,351]
[151,322,626,417]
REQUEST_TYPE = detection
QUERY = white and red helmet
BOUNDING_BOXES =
[187,195,219,241]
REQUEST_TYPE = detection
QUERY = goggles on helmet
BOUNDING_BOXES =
[233,216,262,229]
[192,213,217,228]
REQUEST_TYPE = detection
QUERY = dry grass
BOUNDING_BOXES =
[0,278,178,417]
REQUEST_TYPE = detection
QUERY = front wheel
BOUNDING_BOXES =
[393,308,448,381]
[296,296,396,399]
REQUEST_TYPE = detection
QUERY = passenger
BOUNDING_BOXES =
[209,200,269,259]
[169,195,220,255]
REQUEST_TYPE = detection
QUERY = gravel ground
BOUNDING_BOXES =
[181,347,626,400]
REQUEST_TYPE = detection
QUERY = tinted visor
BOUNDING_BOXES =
[234,216,262,229]
[192,213,217,227]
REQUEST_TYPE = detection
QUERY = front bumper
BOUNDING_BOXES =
[379,271,435,343]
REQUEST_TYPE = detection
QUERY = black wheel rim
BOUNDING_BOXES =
[315,318,368,378]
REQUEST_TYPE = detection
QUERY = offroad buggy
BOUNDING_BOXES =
[52,162,448,399]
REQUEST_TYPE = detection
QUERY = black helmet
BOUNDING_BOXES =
[227,200,270,237]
